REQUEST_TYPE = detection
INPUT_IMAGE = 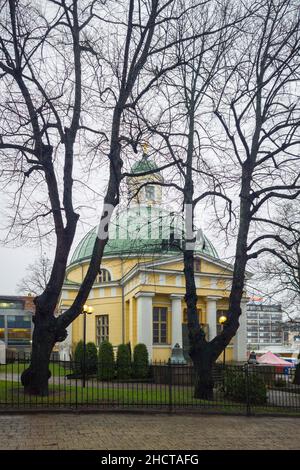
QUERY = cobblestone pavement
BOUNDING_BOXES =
[0,413,299,450]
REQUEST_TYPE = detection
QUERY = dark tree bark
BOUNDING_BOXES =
[294,361,300,386]
[187,0,300,398]
[135,0,300,398]
[1,0,190,395]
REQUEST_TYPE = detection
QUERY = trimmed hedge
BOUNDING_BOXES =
[74,340,84,375]
[74,340,97,375]
[133,343,149,379]
[86,342,98,374]
[73,341,97,375]
[224,368,267,405]
[98,341,115,380]
[116,344,132,380]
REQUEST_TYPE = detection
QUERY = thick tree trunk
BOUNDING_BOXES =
[192,347,214,399]
[293,362,300,385]
[21,309,67,396]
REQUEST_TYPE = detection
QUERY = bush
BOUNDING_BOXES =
[224,368,267,405]
[98,341,115,380]
[73,340,97,375]
[86,342,98,374]
[74,340,84,375]
[116,344,132,380]
[127,342,132,362]
[133,343,149,379]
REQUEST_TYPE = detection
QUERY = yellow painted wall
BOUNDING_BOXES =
[71,296,123,347]
[153,347,172,362]
[60,252,240,362]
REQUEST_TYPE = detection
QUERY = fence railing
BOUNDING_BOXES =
[0,354,299,416]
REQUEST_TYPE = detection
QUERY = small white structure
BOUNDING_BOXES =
[58,323,72,361]
[0,340,6,365]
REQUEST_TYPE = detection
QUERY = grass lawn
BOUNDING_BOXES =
[0,379,247,412]
[0,362,71,377]
[1,380,299,415]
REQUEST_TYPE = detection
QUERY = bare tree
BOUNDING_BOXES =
[131,0,245,398]
[131,0,300,398]
[208,0,300,396]
[257,202,300,316]
[0,0,217,395]
[17,255,52,296]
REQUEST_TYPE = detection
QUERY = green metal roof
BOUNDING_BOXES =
[69,205,219,266]
[131,154,158,174]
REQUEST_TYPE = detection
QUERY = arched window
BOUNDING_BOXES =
[98,268,111,283]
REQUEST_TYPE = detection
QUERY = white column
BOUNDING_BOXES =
[170,295,183,348]
[0,341,6,364]
[59,322,72,361]
[206,296,221,341]
[135,292,155,360]
[129,298,134,345]
[233,300,248,362]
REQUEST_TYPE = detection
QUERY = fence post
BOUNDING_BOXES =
[244,363,251,417]
[168,359,173,413]
[75,375,78,410]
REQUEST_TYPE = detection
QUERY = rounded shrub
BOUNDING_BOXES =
[127,342,132,362]
[73,340,98,376]
[133,343,149,379]
[98,340,115,380]
[224,368,267,405]
[74,340,84,375]
[86,342,98,374]
[116,343,132,380]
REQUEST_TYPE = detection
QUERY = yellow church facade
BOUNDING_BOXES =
[58,153,248,363]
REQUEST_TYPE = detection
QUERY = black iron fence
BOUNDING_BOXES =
[0,354,299,416]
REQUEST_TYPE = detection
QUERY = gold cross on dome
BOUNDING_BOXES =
[142,142,149,154]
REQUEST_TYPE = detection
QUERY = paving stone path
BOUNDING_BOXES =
[0,413,299,450]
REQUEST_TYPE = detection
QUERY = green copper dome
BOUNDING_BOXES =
[69,205,218,265]
[131,154,158,174]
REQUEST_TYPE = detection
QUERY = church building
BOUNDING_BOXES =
[58,151,248,363]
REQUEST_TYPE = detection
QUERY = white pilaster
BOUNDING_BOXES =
[129,298,134,345]
[170,295,184,348]
[233,300,248,362]
[206,296,221,341]
[59,322,72,361]
[135,292,155,360]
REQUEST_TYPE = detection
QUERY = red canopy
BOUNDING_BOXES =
[257,351,292,366]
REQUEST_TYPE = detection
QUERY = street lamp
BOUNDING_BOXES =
[81,304,94,388]
[219,315,228,369]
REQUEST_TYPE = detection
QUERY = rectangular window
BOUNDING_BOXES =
[96,315,109,345]
[0,300,24,309]
[7,328,31,345]
[6,314,32,345]
[153,307,168,344]
[145,186,155,200]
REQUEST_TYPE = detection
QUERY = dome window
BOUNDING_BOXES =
[98,268,111,283]
[145,185,155,200]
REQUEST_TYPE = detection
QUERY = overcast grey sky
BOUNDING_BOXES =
[0,246,35,295]
[0,194,232,296]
